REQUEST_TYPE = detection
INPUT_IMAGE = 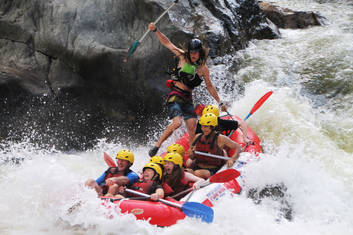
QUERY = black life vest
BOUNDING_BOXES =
[193,131,225,167]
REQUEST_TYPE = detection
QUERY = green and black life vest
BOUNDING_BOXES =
[170,63,203,89]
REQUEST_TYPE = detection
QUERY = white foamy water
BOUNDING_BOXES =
[1,0,353,234]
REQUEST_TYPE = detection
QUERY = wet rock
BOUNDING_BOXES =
[258,1,327,29]
[247,183,293,221]
[0,0,278,150]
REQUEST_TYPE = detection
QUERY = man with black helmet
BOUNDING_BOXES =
[147,22,226,157]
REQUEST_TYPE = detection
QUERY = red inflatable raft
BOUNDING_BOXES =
[102,114,263,226]
[101,197,186,227]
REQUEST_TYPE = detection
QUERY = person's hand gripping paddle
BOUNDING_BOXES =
[125,0,179,62]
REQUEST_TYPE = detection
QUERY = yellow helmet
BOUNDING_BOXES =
[167,144,185,157]
[149,155,165,165]
[202,104,220,117]
[116,149,134,164]
[164,152,183,168]
[143,162,163,180]
[199,113,218,126]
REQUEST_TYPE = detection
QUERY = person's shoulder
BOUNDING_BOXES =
[198,64,209,77]
[194,133,202,139]
[198,63,209,70]
[217,133,229,141]
[127,170,139,177]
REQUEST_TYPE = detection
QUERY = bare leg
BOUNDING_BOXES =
[185,117,197,150]
[105,184,120,196]
[193,169,211,180]
[155,116,182,148]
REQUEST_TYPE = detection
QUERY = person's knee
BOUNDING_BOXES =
[194,170,202,178]
[171,119,182,130]
[194,170,210,179]
[107,184,119,194]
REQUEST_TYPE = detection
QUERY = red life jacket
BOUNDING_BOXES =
[162,171,190,197]
[166,85,193,103]
[194,131,225,167]
[130,179,154,195]
[104,167,126,180]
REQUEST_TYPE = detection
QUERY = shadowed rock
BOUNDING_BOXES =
[259,1,327,29]
[0,0,278,150]
[247,183,293,221]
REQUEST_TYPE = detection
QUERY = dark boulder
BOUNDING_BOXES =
[0,0,278,150]
[247,183,293,221]
[258,1,327,29]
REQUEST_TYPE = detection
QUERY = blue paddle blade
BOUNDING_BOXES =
[181,202,214,223]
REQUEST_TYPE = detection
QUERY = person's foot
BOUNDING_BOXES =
[148,146,159,157]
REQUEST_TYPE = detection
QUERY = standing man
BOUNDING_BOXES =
[147,22,226,156]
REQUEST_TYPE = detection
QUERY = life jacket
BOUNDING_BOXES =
[104,167,132,180]
[130,179,154,195]
[170,63,203,89]
[193,131,225,167]
[162,171,189,197]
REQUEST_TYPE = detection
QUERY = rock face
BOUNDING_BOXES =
[258,1,326,29]
[0,0,278,150]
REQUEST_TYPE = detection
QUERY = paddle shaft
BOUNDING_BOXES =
[125,189,182,209]
[172,180,212,199]
[195,151,230,160]
[139,0,178,42]
[172,168,240,199]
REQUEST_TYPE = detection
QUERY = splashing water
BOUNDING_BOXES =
[1,0,353,234]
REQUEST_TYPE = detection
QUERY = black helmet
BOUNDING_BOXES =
[188,39,202,53]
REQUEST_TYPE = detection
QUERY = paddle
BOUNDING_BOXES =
[173,168,241,199]
[194,151,231,160]
[125,189,214,223]
[104,152,116,167]
[125,0,179,62]
[243,91,273,121]
[224,91,273,138]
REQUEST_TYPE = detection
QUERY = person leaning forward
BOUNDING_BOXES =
[187,113,241,180]
[114,162,165,201]
[84,150,139,197]
[147,22,227,157]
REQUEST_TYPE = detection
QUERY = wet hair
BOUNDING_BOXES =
[163,165,184,189]
[180,41,209,66]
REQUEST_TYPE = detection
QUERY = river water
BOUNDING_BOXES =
[1,0,353,234]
